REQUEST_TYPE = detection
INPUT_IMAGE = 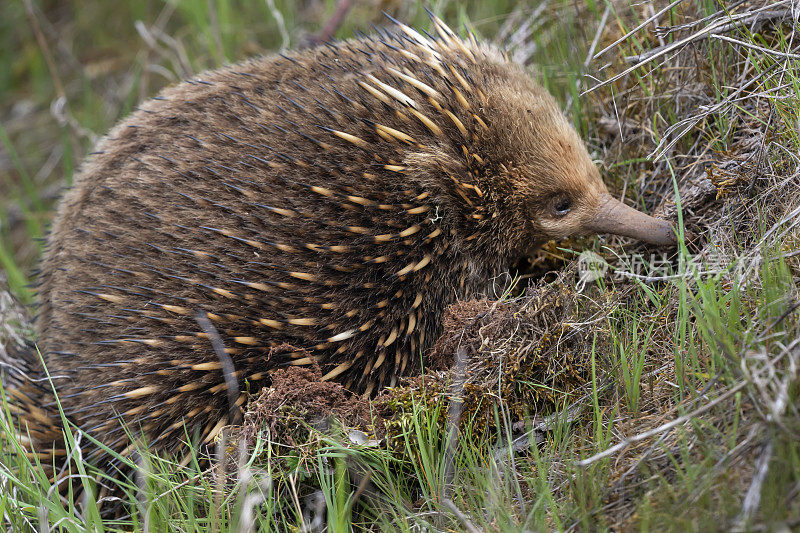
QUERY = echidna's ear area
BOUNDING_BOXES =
[463,52,607,224]
[394,14,606,247]
[386,12,599,198]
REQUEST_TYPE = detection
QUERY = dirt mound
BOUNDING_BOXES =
[239,269,612,457]
[240,363,375,448]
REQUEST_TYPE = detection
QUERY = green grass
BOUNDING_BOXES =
[2,0,800,530]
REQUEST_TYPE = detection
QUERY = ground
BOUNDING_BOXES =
[1,0,799,531]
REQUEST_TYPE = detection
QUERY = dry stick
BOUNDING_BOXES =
[264,0,290,51]
[609,434,664,492]
[650,4,667,49]
[236,467,271,533]
[303,0,354,48]
[734,438,774,530]
[576,380,747,468]
[605,372,727,492]
[711,33,800,60]
[741,201,800,282]
[442,499,481,533]
[735,340,800,530]
[496,3,525,44]
[503,0,550,64]
[754,5,798,172]
[195,311,240,424]
[440,346,468,503]
[134,6,195,81]
[708,426,759,483]
[650,60,784,161]
[319,0,354,42]
[584,5,611,68]
[585,29,696,93]
[287,471,308,533]
[664,2,795,39]
[134,22,179,82]
[656,0,750,37]
[509,365,632,453]
[22,0,82,167]
[738,340,800,432]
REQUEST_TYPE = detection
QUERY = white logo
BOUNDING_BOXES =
[576,250,608,290]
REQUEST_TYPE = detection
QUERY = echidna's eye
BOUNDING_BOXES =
[553,196,572,216]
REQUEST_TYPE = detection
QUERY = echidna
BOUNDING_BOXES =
[6,14,679,467]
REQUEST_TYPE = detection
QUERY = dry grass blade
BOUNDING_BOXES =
[592,0,686,60]
[626,3,796,63]
[585,0,796,95]
[576,380,748,468]
[710,33,800,59]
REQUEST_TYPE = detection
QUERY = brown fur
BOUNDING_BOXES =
[16,20,613,466]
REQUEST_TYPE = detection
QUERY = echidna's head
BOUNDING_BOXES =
[402,35,678,262]
[481,68,677,249]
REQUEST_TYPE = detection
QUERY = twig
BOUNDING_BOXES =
[662,2,794,38]
[287,471,308,533]
[650,61,784,161]
[503,1,550,65]
[264,0,291,50]
[655,0,750,37]
[303,0,354,48]
[134,19,194,78]
[734,439,774,531]
[586,3,793,94]
[711,33,800,59]
[442,499,481,533]
[195,311,240,424]
[441,346,468,503]
[576,380,747,467]
[584,5,610,68]
[22,0,82,164]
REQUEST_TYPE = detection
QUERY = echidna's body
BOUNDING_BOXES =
[8,16,676,465]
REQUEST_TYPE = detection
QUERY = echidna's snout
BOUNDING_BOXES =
[584,193,678,246]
